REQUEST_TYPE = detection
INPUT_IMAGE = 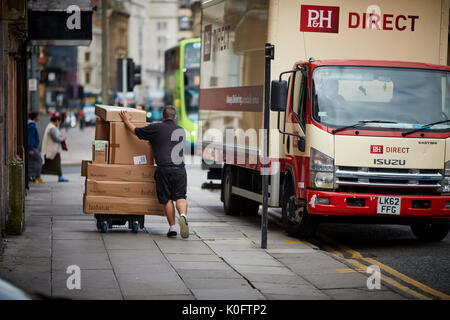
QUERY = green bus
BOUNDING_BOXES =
[164,38,201,148]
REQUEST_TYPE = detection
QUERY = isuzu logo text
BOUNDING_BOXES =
[373,159,406,166]
[300,5,340,33]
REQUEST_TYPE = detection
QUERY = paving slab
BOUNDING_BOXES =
[233,265,297,276]
[170,261,233,271]
[278,252,353,275]
[190,288,266,300]
[176,269,243,280]
[53,231,102,240]
[301,272,370,290]
[0,270,51,297]
[52,252,111,271]
[113,262,176,275]
[53,287,123,300]
[251,281,323,296]
[102,234,158,250]
[52,239,106,254]
[165,253,222,262]
[323,288,407,300]
[182,278,252,290]
[155,239,213,254]
[117,272,190,296]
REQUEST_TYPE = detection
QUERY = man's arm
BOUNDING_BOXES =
[119,110,137,136]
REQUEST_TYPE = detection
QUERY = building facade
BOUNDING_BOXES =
[78,0,102,104]
[0,0,28,236]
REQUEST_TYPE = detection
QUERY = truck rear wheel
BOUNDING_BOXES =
[410,219,450,242]
[281,178,319,239]
[222,166,242,216]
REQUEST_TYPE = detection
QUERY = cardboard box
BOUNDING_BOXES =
[83,195,165,215]
[109,122,154,165]
[85,179,157,198]
[81,160,91,177]
[87,163,156,182]
[92,140,109,164]
[95,118,110,141]
[95,104,147,123]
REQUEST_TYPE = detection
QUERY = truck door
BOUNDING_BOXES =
[285,69,308,198]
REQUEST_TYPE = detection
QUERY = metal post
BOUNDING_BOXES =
[30,46,39,112]
[101,0,109,104]
[122,58,127,107]
[262,43,274,249]
[1,19,6,235]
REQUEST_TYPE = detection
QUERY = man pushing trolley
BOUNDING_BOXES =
[120,106,189,239]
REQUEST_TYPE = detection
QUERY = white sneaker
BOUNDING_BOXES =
[179,215,189,239]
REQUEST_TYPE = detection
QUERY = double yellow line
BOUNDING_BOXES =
[314,233,450,300]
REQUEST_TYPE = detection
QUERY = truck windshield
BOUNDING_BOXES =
[312,66,450,131]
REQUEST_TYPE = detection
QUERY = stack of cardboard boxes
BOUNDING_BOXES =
[82,105,165,216]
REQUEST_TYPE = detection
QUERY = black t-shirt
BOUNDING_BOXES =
[135,120,185,167]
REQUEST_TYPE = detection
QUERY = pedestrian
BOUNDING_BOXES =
[79,111,85,130]
[27,111,45,184]
[119,106,189,238]
[41,115,69,182]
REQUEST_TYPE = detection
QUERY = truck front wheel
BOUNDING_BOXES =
[281,179,319,239]
[410,219,450,242]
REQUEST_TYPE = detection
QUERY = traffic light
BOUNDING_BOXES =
[117,58,142,92]
[127,59,141,90]
[78,85,84,100]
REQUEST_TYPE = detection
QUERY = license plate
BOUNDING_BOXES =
[377,196,401,215]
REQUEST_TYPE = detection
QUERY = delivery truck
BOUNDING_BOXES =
[198,0,450,241]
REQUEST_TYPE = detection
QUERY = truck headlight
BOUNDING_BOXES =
[445,161,450,176]
[311,172,335,189]
[310,148,335,189]
[439,161,450,193]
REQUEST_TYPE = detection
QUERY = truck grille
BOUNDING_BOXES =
[335,166,443,189]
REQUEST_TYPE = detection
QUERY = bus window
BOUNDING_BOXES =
[185,89,199,122]
[184,42,201,69]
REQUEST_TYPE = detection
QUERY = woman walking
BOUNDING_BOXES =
[41,115,69,182]
[27,112,45,184]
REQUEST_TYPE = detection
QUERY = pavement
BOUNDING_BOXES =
[59,125,95,165]
[0,161,409,300]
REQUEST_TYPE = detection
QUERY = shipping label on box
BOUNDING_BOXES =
[92,140,109,164]
[133,155,147,165]
[109,122,154,165]
[85,179,157,198]
[83,195,165,215]
[86,163,156,182]
[95,104,147,123]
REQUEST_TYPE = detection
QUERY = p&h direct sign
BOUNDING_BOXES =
[300,4,420,33]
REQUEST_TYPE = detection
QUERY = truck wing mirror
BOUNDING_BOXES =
[270,80,288,112]
[298,136,306,152]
